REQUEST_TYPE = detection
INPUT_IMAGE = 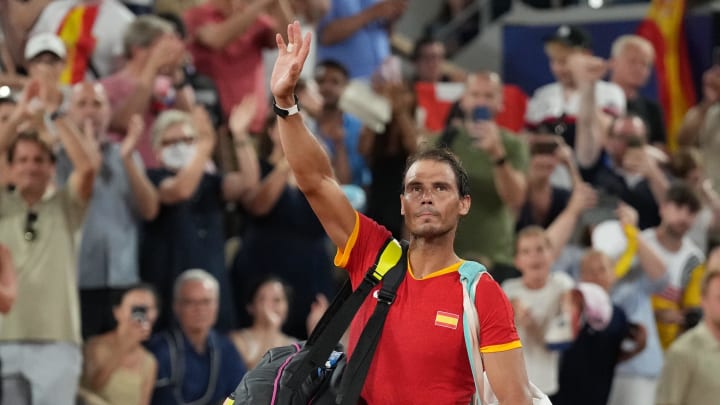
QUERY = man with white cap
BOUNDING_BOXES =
[24,32,69,117]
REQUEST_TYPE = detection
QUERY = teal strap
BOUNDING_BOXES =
[459,261,488,404]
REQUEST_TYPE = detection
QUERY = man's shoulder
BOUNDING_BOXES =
[668,323,708,355]
[101,0,136,21]
[530,82,561,99]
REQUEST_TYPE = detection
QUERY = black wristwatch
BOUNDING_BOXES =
[272,95,300,119]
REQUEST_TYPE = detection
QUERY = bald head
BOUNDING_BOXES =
[68,81,111,137]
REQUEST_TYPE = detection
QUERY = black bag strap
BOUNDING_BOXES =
[286,237,406,389]
[336,240,409,405]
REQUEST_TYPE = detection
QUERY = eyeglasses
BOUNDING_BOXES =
[24,211,38,242]
[160,136,195,147]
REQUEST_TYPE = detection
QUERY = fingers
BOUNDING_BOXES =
[276,32,286,52]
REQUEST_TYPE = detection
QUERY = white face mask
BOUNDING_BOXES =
[161,143,196,170]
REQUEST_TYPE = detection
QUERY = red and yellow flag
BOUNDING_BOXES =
[56,4,100,85]
[636,0,696,151]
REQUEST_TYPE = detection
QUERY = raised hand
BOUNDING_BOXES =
[616,202,639,229]
[229,95,257,138]
[568,53,608,85]
[121,114,145,158]
[270,21,312,105]
[567,182,597,215]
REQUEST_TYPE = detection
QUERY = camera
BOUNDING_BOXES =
[131,305,148,323]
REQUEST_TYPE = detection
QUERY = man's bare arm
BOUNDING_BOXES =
[483,348,532,405]
[271,22,355,248]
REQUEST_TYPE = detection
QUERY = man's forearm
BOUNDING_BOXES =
[646,164,669,206]
[677,103,711,147]
[319,10,375,45]
[55,118,94,175]
[275,96,336,193]
[122,154,159,221]
[493,165,527,211]
[575,83,604,167]
[194,3,266,51]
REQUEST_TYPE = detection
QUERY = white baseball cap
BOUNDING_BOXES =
[25,33,67,61]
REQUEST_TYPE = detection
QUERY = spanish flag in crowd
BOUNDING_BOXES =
[636,0,696,150]
[56,4,100,85]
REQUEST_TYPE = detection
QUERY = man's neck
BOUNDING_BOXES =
[655,226,683,252]
[408,235,461,279]
[612,78,638,100]
[522,274,549,290]
[321,105,341,117]
[705,318,720,343]
[184,328,210,354]
[20,188,45,207]
[122,58,147,77]
[529,177,551,192]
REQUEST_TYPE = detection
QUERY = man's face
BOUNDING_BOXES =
[415,42,445,82]
[315,66,348,108]
[68,82,111,137]
[514,234,553,283]
[605,117,646,162]
[10,140,54,194]
[400,160,470,239]
[580,254,615,291]
[174,280,218,335]
[612,43,653,90]
[660,202,697,239]
[545,42,581,88]
[459,74,502,118]
[248,280,289,326]
[27,52,65,85]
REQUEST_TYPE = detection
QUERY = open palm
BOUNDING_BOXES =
[270,21,312,102]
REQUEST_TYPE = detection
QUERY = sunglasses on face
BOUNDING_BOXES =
[160,136,195,147]
[24,211,38,242]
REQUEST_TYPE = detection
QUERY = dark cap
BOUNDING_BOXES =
[544,24,592,49]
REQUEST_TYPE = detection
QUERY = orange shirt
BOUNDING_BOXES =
[335,213,521,404]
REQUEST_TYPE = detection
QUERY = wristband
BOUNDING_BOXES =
[272,95,300,119]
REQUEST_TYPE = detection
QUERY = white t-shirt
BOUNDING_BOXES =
[641,228,704,302]
[30,0,135,80]
[525,80,626,125]
[502,272,574,395]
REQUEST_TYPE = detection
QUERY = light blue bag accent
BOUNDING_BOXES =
[458,261,488,402]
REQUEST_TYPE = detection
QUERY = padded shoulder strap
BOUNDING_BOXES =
[458,261,488,405]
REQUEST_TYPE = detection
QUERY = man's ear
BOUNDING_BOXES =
[399,194,405,216]
[459,195,471,216]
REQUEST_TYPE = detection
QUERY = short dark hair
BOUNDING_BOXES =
[402,146,471,197]
[245,274,293,309]
[6,131,55,164]
[412,35,441,61]
[112,283,160,308]
[665,181,701,213]
[315,59,349,79]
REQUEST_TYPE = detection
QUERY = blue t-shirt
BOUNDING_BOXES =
[148,329,246,405]
[317,0,390,79]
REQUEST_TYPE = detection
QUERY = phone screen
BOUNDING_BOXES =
[131,305,148,323]
[472,106,490,122]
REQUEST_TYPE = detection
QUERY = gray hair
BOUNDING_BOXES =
[123,15,174,59]
[173,269,220,301]
[151,109,196,148]
[611,35,655,60]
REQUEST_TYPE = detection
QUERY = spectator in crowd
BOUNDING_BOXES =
[229,276,297,370]
[0,86,96,403]
[79,284,159,405]
[678,66,720,192]
[55,81,160,338]
[655,248,720,405]
[148,269,246,405]
[503,226,575,398]
[516,135,580,232]
[609,35,666,148]
[0,0,52,88]
[30,0,136,84]
[553,250,646,405]
[411,36,463,83]
[525,25,625,176]
[314,59,369,187]
[581,114,668,230]
[439,71,528,282]
[231,115,334,339]
[154,0,202,16]
[140,104,259,332]
[598,204,668,405]
[0,244,17,314]
[102,15,192,167]
[184,0,293,134]
[359,78,418,237]
[643,183,705,349]
[24,33,69,118]
[668,147,720,254]
[316,0,406,80]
